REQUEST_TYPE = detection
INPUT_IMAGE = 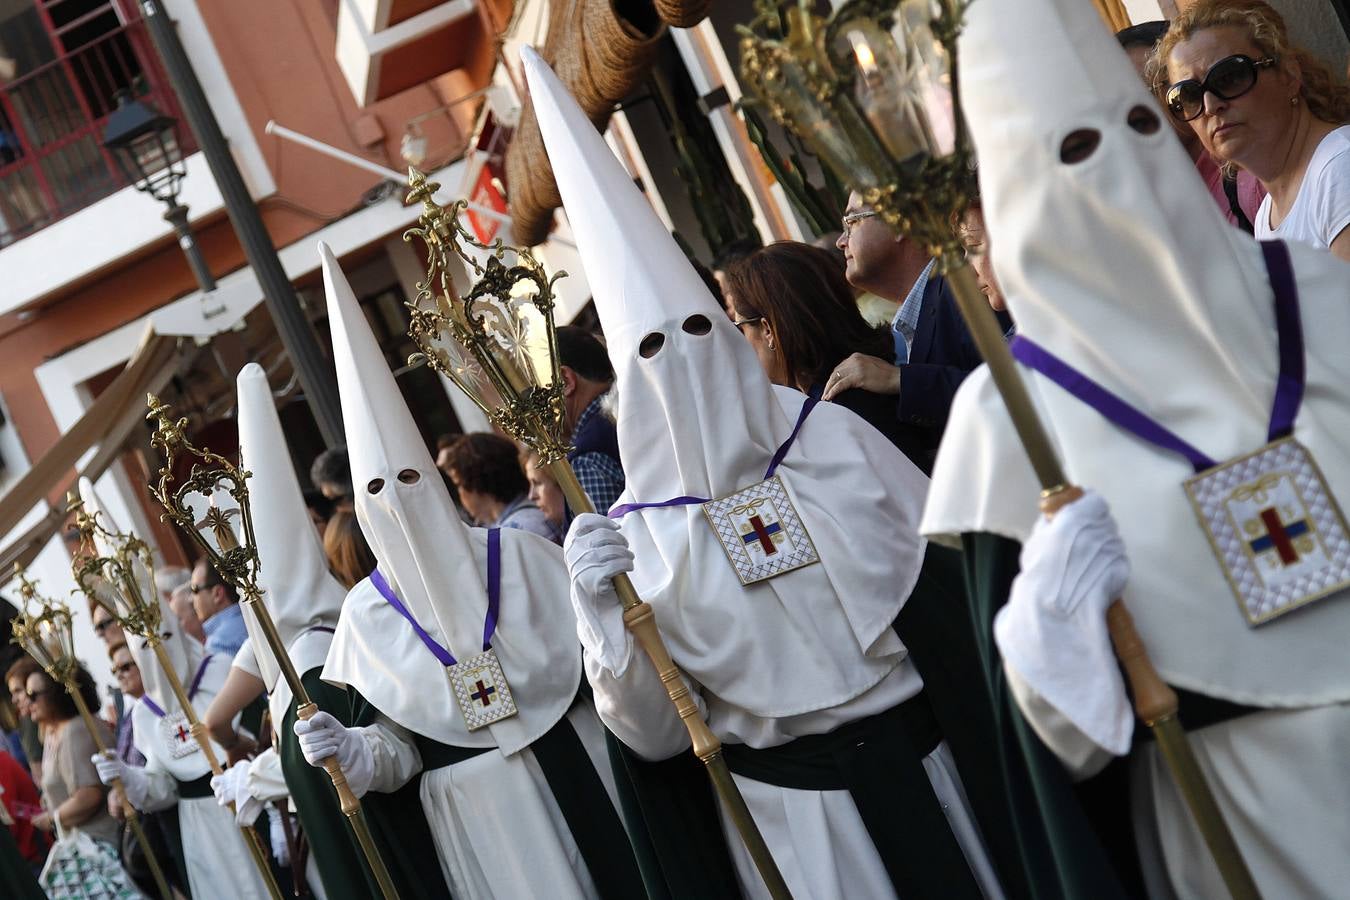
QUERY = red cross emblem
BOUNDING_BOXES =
[740,515,783,556]
[469,679,496,708]
[174,724,191,743]
[1249,507,1310,566]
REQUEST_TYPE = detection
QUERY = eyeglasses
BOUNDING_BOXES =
[112,662,137,676]
[188,583,206,595]
[93,618,115,635]
[731,315,764,333]
[1165,54,1277,122]
[841,210,879,232]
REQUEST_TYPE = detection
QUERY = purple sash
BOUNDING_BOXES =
[369,527,502,667]
[608,389,821,518]
[140,654,214,718]
[1008,241,1303,474]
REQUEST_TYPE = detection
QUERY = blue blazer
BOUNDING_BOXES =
[895,271,999,464]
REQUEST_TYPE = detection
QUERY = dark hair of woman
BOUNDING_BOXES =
[323,509,377,589]
[442,433,529,503]
[724,242,892,390]
[34,666,97,722]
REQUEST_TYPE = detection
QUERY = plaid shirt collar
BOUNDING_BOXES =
[571,395,606,443]
[892,258,934,339]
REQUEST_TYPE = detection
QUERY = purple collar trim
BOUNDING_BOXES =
[1009,240,1303,474]
[140,654,214,718]
[369,527,502,667]
[609,390,820,518]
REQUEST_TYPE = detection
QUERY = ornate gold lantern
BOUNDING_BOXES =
[144,395,401,900]
[70,492,284,900]
[11,568,174,900]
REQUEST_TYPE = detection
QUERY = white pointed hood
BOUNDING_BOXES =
[235,363,346,723]
[922,0,1350,705]
[525,46,931,716]
[318,242,578,753]
[78,477,205,717]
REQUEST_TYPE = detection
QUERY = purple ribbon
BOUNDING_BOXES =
[609,393,820,519]
[1009,240,1303,475]
[369,527,503,667]
[140,655,213,718]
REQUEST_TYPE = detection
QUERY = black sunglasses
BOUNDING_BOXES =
[1166,54,1277,122]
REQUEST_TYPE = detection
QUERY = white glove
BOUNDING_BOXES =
[266,805,292,867]
[292,712,374,799]
[210,761,262,826]
[995,490,1133,755]
[563,514,635,676]
[91,752,149,809]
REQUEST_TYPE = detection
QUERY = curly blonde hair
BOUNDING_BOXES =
[1158,0,1350,125]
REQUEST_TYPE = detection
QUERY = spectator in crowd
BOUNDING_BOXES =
[168,583,206,644]
[723,241,932,467]
[302,489,334,538]
[956,201,1012,321]
[0,742,42,872]
[556,326,625,513]
[442,433,560,541]
[25,666,119,849]
[1160,0,1350,256]
[829,191,988,469]
[5,659,41,785]
[709,237,760,312]
[90,603,124,649]
[523,450,567,541]
[322,508,377,589]
[1118,20,1266,231]
[190,559,248,658]
[309,446,354,510]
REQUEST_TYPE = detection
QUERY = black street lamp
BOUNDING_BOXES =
[102,90,217,293]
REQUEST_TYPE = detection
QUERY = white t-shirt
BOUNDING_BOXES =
[1256,124,1350,250]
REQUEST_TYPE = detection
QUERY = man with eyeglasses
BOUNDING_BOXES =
[90,604,124,648]
[829,192,989,472]
[189,560,248,658]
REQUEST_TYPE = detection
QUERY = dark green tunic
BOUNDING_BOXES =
[957,533,1144,899]
[280,668,449,900]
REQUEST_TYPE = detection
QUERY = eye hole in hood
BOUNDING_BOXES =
[639,332,666,358]
[1127,104,1161,135]
[682,314,712,335]
[367,477,385,494]
[1060,128,1102,164]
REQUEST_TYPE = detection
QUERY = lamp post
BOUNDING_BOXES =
[113,0,344,447]
[102,91,217,294]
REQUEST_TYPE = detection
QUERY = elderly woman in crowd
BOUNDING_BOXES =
[1160,0,1350,256]
[442,432,561,542]
[723,240,932,468]
[24,666,119,849]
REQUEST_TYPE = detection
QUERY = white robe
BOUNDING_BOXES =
[359,701,622,899]
[132,655,272,900]
[1007,668,1350,900]
[588,647,1005,900]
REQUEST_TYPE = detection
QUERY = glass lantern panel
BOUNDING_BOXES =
[773,54,885,190]
[834,17,935,165]
[183,478,247,556]
[425,323,505,413]
[893,0,956,158]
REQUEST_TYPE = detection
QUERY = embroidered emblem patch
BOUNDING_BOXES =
[448,647,518,731]
[1184,437,1350,624]
[702,475,820,585]
[159,712,200,759]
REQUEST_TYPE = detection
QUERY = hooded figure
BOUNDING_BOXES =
[921,0,1350,895]
[295,242,644,899]
[80,477,272,900]
[526,47,1003,900]
[209,362,410,900]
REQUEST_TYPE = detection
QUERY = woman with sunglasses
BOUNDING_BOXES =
[23,667,120,846]
[1161,0,1350,259]
[723,241,934,471]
